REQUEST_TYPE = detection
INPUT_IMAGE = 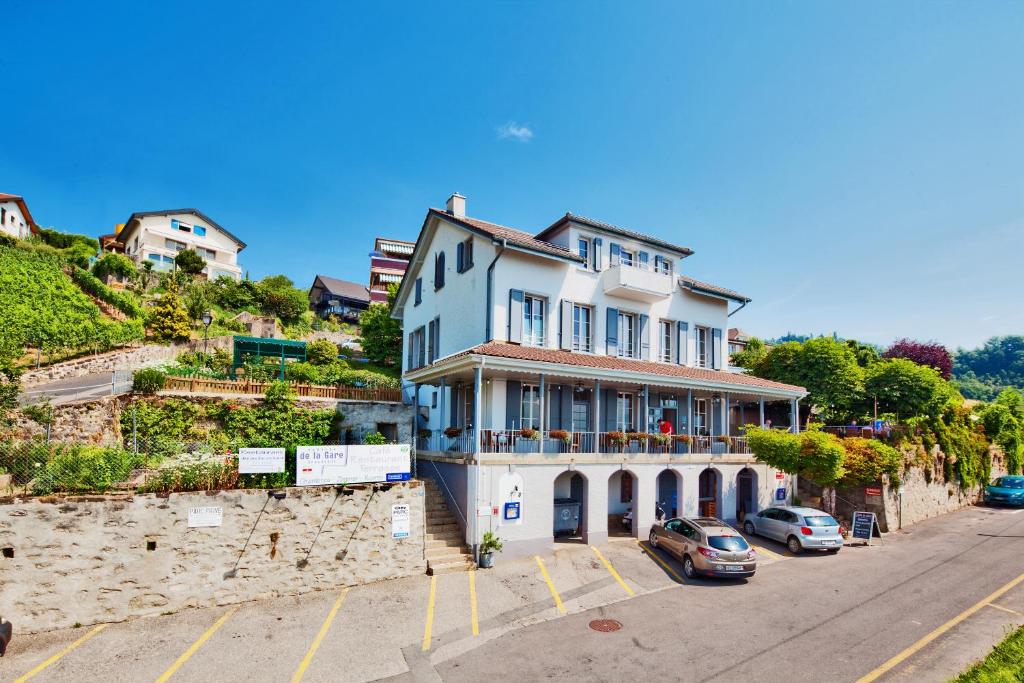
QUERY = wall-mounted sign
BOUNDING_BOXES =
[188,506,223,528]
[498,471,524,525]
[865,486,882,497]
[775,487,787,501]
[775,472,785,480]
[238,447,286,474]
[296,444,411,486]
[391,503,410,539]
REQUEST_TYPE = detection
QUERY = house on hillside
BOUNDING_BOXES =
[0,193,38,240]
[308,275,370,321]
[394,193,807,558]
[112,209,245,280]
[369,237,415,303]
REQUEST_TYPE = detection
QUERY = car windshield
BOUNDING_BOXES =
[708,535,750,551]
[994,478,1024,489]
[803,515,839,527]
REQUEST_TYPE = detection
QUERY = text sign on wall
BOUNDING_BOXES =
[296,444,411,486]
[188,506,223,528]
[238,448,286,474]
[864,486,882,497]
[391,503,410,539]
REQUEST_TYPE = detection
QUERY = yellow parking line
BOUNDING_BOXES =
[290,588,349,683]
[749,542,786,562]
[591,545,635,596]
[155,606,238,683]
[14,624,108,683]
[635,540,686,583]
[468,572,480,636]
[421,575,437,651]
[857,571,1024,683]
[985,602,1024,617]
[535,556,566,614]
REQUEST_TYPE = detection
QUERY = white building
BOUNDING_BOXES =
[115,209,245,280]
[394,194,807,558]
[0,193,37,240]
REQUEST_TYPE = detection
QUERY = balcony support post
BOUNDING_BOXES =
[642,384,650,434]
[473,368,482,455]
[686,389,693,436]
[539,373,546,437]
[593,379,601,450]
[759,396,765,428]
[439,378,447,430]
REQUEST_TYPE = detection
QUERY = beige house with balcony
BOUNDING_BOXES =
[114,209,245,280]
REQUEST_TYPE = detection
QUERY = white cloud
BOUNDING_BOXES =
[496,121,534,142]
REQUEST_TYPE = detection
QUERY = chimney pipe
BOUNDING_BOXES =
[446,193,466,218]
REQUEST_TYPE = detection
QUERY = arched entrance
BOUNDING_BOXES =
[698,468,722,518]
[656,469,683,519]
[608,470,637,537]
[553,470,587,543]
[736,468,759,522]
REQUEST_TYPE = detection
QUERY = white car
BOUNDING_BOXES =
[743,506,843,554]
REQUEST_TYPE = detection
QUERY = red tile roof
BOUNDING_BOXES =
[538,213,694,256]
[454,342,805,393]
[429,209,585,263]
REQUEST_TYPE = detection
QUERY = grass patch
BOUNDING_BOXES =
[953,624,1024,682]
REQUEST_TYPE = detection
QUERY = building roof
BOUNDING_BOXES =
[678,275,750,303]
[118,209,247,250]
[537,213,694,257]
[375,237,416,256]
[448,341,805,393]
[0,192,38,234]
[429,208,585,263]
[312,275,371,303]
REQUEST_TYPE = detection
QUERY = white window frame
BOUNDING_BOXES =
[521,384,541,429]
[616,392,634,431]
[655,256,672,275]
[620,249,635,267]
[694,398,708,436]
[577,237,590,268]
[659,320,673,363]
[617,312,636,358]
[523,294,546,347]
[572,304,592,353]
[695,325,709,368]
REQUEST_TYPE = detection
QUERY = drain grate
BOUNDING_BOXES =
[589,619,622,633]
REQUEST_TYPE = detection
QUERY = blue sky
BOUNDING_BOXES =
[3,1,1022,349]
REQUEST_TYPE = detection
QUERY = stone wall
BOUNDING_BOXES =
[0,483,426,633]
[10,396,121,444]
[338,400,413,443]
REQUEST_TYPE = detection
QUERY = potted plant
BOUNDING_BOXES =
[672,434,691,443]
[549,429,571,445]
[520,427,540,440]
[417,428,432,440]
[716,435,733,448]
[606,431,627,449]
[651,432,671,448]
[443,426,463,438]
[478,530,503,568]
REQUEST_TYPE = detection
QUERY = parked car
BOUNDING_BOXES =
[649,516,756,579]
[743,506,843,554]
[985,475,1024,507]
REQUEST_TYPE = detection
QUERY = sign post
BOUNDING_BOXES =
[851,510,881,545]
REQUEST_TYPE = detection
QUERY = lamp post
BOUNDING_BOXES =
[201,310,213,354]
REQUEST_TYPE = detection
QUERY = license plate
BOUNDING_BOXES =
[821,540,837,545]
[725,565,744,572]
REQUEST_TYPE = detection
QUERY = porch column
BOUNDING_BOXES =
[790,399,798,433]
[593,379,601,448]
[412,383,420,476]
[642,384,650,434]
[722,394,730,437]
[740,401,746,429]
[539,374,546,435]
[439,378,447,430]
[759,397,765,427]
[633,468,657,540]
[473,368,482,454]
[687,389,693,436]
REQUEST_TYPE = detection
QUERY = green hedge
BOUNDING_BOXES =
[69,266,144,318]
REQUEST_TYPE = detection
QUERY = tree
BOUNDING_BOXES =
[181,283,211,324]
[174,249,207,275]
[838,437,902,488]
[256,275,308,323]
[148,288,192,342]
[209,276,259,312]
[730,337,767,370]
[746,426,846,486]
[359,283,402,368]
[954,336,1024,398]
[845,339,881,368]
[307,339,339,366]
[864,358,955,419]
[883,339,953,380]
[754,337,864,423]
[92,253,136,281]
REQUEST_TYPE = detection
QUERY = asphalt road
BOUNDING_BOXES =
[19,372,126,406]
[4,505,1023,682]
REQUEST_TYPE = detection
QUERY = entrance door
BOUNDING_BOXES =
[572,401,590,432]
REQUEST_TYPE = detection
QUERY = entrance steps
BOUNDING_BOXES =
[421,478,476,574]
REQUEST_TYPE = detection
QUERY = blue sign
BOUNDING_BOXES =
[504,501,521,521]
[386,472,412,481]
[775,487,787,501]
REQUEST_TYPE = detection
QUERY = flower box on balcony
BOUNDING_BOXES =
[443,426,463,438]
[549,429,571,444]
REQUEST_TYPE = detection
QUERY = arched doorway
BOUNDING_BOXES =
[698,468,722,518]
[608,470,636,537]
[656,469,683,519]
[736,468,759,522]
[553,470,587,543]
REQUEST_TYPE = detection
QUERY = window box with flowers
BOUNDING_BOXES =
[672,433,691,454]
[650,432,671,450]
[606,431,628,450]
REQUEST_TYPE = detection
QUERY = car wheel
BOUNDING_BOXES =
[787,536,803,554]
[682,555,696,579]
[743,521,755,536]
[649,530,658,548]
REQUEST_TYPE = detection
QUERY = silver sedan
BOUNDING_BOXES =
[743,506,844,554]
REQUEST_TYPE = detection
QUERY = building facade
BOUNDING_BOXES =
[114,209,245,280]
[0,193,38,240]
[308,274,371,321]
[369,237,415,303]
[395,194,807,558]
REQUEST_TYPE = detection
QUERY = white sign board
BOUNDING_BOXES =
[391,503,411,539]
[238,447,286,474]
[188,506,223,528]
[498,471,525,526]
[296,444,411,486]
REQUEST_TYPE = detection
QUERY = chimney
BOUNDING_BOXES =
[446,192,466,218]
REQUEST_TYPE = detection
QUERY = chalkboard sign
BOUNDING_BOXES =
[851,511,881,544]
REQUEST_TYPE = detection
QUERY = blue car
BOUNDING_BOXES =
[985,475,1024,506]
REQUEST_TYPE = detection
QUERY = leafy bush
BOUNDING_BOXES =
[363,431,388,445]
[747,427,846,486]
[174,248,207,275]
[133,368,166,395]
[138,460,238,493]
[69,266,143,318]
[256,275,307,323]
[359,283,402,368]
[92,253,136,281]
[31,445,146,495]
[838,437,902,488]
[307,339,339,366]
[148,289,192,342]
[37,228,99,252]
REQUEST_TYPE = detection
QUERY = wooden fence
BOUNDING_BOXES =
[163,376,402,402]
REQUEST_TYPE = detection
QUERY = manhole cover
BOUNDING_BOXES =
[589,619,622,632]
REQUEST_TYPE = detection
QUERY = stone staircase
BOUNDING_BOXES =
[422,478,476,574]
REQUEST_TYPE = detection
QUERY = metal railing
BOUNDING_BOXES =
[415,430,752,456]
[162,376,402,402]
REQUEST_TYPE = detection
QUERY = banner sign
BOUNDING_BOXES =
[391,503,410,539]
[296,444,411,486]
[238,447,286,474]
[188,506,223,528]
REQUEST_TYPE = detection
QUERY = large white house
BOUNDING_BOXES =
[114,209,245,280]
[395,194,807,559]
[0,193,38,240]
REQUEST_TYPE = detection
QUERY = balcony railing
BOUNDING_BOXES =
[416,430,751,457]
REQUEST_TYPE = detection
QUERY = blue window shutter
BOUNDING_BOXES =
[414,278,422,305]
[712,328,723,369]
[606,307,618,355]
[559,299,573,351]
[428,319,436,363]
[508,289,524,343]
[639,314,650,360]
[677,321,688,364]
[593,238,603,271]
[505,380,522,429]
[603,388,618,431]
[610,243,621,266]
[456,242,464,272]
[639,252,649,268]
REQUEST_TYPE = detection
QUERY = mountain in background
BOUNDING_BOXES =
[953,336,1024,400]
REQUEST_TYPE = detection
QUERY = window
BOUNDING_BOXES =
[523,295,545,346]
[164,238,187,252]
[577,238,590,267]
[520,384,541,429]
[147,253,161,262]
[434,252,445,290]
[409,326,426,369]
[695,326,709,368]
[199,248,216,260]
[659,320,673,362]
[456,238,474,273]
[694,398,708,436]
[572,304,592,352]
[617,312,636,358]
[620,249,634,267]
[193,225,207,237]
[431,391,438,409]
[414,278,422,306]
[655,255,672,275]
[708,536,750,551]
[616,392,634,431]
[171,219,191,233]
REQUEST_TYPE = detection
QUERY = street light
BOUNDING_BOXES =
[201,310,213,354]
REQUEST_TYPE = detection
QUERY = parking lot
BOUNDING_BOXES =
[5,506,1024,682]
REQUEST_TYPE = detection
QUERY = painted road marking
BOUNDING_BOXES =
[591,545,635,596]
[421,575,437,651]
[985,602,1024,617]
[535,556,566,614]
[290,588,349,683]
[748,541,787,561]
[468,572,480,636]
[13,624,108,683]
[636,540,686,583]
[857,571,1024,683]
[155,606,238,683]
